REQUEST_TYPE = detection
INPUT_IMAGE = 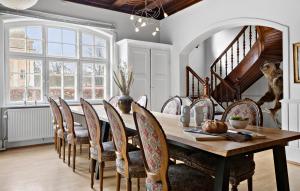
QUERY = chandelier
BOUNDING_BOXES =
[130,0,168,36]
[0,0,39,10]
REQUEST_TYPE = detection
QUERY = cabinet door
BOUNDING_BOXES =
[128,47,151,104]
[150,49,170,111]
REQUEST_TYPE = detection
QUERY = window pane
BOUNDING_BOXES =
[64,76,75,88]
[28,60,42,74]
[95,46,106,58]
[63,29,76,44]
[82,77,92,87]
[10,74,25,88]
[10,27,26,38]
[27,74,41,88]
[63,44,76,57]
[95,88,104,99]
[48,28,61,42]
[27,26,42,40]
[49,75,61,87]
[82,45,94,57]
[27,89,41,101]
[10,38,26,52]
[95,77,104,87]
[82,63,93,75]
[49,88,61,98]
[9,59,26,74]
[10,89,25,102]
[64,62,76,74]
[95,64,105,76]
[27,39,42,54]
[95,37,106,47]
[48,43,62,56]
[83,88,92,99]
[64,89,75,100]
[82,33,93,45]
[49,61,62,75]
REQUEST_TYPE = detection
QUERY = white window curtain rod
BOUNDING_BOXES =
[0,6,115,30]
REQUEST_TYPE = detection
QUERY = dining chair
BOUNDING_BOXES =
[188,98,262,191]
[48,97,66,160]
[132,102,214,191]
[161,96,182,115]
[190,98,215,120]
[80,98,116,190]
[109,96,119,107]
[48,98,58,152]
[137,95,148,108]
[59,98,90,172]
[180,96,192,106]
[103,100,146,191]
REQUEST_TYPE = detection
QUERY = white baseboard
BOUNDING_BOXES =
[6,137,53,149]
[286,146,300,164]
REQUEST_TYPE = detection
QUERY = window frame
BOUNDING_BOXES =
[4,20,112,106]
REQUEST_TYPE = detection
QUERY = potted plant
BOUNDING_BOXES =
[113,64,134,114]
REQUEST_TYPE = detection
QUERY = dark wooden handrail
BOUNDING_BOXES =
[186,66,210,98]
[211,70,236,93]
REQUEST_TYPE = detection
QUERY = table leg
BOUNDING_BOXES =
[214,156,230,191]
[102,121,110,142]
[273,145,290,191]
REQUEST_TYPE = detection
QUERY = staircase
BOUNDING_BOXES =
[186,26,283,109]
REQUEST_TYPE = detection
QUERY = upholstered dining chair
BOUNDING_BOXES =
[180,96,192,106]
[48,98,58,152]
[59,98,90,172]
[187,98,262,191]
[80,98,116,190]
[103,100,146,191]
[132,102,214,191]
[48,97,66,160]
[137,95,148,108]
[161,96,182,115]
[109,96,119,107]
[190,98,215,120]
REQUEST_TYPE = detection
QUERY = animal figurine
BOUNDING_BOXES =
[257,61,283,118]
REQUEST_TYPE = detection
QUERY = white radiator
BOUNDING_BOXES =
[7,107,53,143]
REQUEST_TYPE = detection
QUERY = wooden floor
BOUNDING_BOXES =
[1,145,300,191]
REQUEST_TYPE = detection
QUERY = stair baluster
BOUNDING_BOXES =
[192,76,195,98]
[249,26,252,48]
[243,32,246,57]
[225,53,228,76]
[237,39,240,65]
[231,46,234,71]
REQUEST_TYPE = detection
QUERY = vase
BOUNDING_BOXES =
[180,105,191,127]
[118,95,133,114]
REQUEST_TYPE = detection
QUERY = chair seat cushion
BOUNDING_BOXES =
[168,144,195,162]
[74,129,89,138]
[116,150,146,178]
[90,141,116,161]
[188,151,255,181]
[126,128,137,137]
[146,164,214,191]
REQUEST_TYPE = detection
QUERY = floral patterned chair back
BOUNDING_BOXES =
[59,98,75,136]
[103,100,130,167]
[132,102,170,191]
[190,98,215,120]
[161,96,182,115]
[48,97,63,132]
[109,96,119,107]
[222,98,263,126]
[80,98,102,152]
[137,95,148,108]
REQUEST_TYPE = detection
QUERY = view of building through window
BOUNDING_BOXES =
[6,22,109,104]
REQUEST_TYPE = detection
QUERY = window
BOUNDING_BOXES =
[5,21,111,105]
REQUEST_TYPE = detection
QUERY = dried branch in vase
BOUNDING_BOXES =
[113,64,134,96]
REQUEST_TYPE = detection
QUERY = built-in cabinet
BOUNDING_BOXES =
[117,39,171,111]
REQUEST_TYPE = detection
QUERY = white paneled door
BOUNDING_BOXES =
[151,49,170,111]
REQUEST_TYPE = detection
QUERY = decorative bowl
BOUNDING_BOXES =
[229,119,249,129]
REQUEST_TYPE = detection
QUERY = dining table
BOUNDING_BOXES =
[70,105,300,191]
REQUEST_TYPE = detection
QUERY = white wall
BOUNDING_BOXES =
[32,0,160,42]
[160,0,300,162]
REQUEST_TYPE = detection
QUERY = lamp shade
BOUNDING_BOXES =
[0,0,39,10]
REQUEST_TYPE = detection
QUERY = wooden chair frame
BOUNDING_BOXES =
[136,95,148,108]
[161,95,182,115]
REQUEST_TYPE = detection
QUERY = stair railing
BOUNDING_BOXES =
[210,26,259,106]
[186,66,210,99]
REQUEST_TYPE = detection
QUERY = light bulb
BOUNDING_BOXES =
[138,18,143,23]
[156,27,160,32]
[135,27,140,32]
[164,12,168,18]
[130,15,135,20]
[141,22,146,27]
[152,31,157,36]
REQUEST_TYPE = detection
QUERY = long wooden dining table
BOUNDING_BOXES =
[70,105,300,191]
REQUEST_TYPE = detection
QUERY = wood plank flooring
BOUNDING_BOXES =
[0,144,300,191]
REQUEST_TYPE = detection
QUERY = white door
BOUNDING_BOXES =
[150,49,170,111]
[128,46,151,105]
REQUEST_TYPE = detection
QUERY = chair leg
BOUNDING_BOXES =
[116,172,121,191]
[80,140,82,154]
[137,178,140,191]
[88,144,91,160]
[247,177,253,191]
[99,161,105,191]
[62,139,66,162]
[73,144,76,172]
[57,137,60,154]
[231,183,239,191]
[68,144,71,166]
[126,178,132,191]
[58,138,61,158]
[54,130,57,151]
[90,159,96,188]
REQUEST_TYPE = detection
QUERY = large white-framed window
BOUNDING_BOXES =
[4,20,111,105]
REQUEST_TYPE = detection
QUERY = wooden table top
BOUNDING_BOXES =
[71,105,300,157]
